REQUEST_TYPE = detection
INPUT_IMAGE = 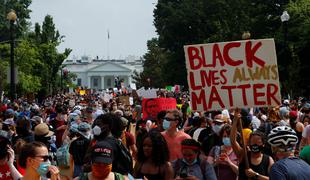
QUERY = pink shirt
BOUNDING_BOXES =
[161,130,191,161]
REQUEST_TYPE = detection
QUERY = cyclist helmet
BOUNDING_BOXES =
[268,126,298,147]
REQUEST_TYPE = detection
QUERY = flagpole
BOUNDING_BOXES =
[107,29,110,60]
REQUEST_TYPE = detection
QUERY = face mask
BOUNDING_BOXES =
[92,163,112,178]
[212,125,223,134]
[48,135,56,144]
[36,161,51,177]
[182,158,197,166]
[250,144,264,153]
[222,137,231,146]
[163,119,171,130]
[92,125,102,136]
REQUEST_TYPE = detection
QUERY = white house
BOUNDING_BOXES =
[63,56,143,90]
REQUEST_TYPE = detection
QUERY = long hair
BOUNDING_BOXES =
[137,131,169,166]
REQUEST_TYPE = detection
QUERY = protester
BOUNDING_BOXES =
[299,145,310,165]
[155,110,166,132]
[19,141,60,180]
[49,105,67,148]
[14,116,34,144]
[173,139,216,180]
[75,141,128,180]
[288,110,304,152]
[207,124,239,180]
[0,130,22,180]
[161,109,191,161]
[69,122,91,178]
[268,126,310,179]
[133,131,174,180]
[231,116,274,180]
[91,113,133,175]
[201,113,225,156]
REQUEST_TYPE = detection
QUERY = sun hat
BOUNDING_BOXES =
[34,123,54,137]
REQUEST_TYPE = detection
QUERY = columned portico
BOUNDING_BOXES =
[70,62,137,90]
[101,76,105,89]
[87,76,91,88]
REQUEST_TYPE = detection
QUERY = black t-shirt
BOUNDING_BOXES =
[69,136,90,165]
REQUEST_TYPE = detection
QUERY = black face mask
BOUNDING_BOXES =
[250,144,264,153]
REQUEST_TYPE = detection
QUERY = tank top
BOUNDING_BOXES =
[238,153,270,180]
[136,163,165,180]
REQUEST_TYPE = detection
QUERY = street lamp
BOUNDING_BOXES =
[7,10,17,100]
[281,11,290,46]
[242,31,251,40]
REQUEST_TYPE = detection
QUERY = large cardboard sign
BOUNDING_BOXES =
[142,98,177,120]
[184,39,281,111]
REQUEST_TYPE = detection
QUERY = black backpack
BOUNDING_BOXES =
[114,138,133,174]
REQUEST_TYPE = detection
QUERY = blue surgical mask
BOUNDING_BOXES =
[222,137,231,146]
[163,119,171,130]
[36,161,51,177]
[182,158,197,166]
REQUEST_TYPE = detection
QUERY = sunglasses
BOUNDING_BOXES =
[35,155,53,162]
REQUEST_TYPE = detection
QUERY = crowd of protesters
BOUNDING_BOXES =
[0,90,310,180]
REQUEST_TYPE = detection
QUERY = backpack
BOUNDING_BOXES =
[115,139,133,174]
[174,158,207,180]
[56,143,70,168]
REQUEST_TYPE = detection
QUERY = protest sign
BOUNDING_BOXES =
[136,87,157,98]
[119,96,130,106]
[184,39,281,111]
[165,86,173,91]
[142,98,177,120]
[79,90,86,95]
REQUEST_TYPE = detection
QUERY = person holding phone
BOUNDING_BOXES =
[19,141,60,180]
[0,130,22,180]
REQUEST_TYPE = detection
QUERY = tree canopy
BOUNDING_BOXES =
[138,0,310,97]
[0,1,72,99]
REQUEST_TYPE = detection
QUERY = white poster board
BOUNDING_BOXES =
[184,39,281,111]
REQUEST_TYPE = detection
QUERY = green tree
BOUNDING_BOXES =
[29,15,71,96]
[133,38,167,88]
[0,0,32,42]
[152,0,309,96]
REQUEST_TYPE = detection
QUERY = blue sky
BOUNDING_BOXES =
[29,0,158,59]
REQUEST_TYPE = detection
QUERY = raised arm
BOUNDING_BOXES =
[230,116,244,161]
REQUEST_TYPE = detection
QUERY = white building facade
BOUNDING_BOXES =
[63,56,143,90]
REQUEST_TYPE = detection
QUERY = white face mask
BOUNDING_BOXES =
[212,124,223,134]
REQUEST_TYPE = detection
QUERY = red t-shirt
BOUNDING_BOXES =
[50,118,66,148]
[0,163,13,180]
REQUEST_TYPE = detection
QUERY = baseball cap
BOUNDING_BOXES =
[34,123,54,137]
[92,141,113,164]
[289,111,298,119]
[5,109,14,116]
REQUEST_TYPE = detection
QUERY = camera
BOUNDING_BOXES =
[179,167,189,178]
